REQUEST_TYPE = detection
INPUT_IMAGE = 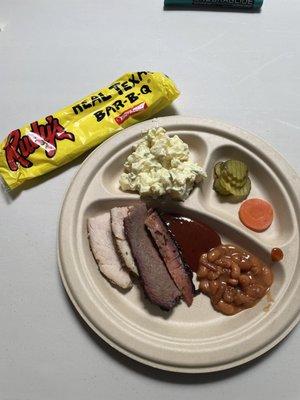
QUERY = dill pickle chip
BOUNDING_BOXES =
[214,162,224,178]
[221,177,251,197]
[223,160,248,182]
[221,170,247,188]
[213,159,251,200]
[235,177,251,197]
[219,176,234,194]
[213,178,230,195]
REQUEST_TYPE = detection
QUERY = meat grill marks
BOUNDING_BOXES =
[145,210,195,306]
[124,203,181,311]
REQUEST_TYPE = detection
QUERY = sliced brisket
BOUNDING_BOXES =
[124,203,180,311]
[145,210,195,306]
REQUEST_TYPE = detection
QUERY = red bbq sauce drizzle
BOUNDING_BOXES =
[160,213,221,272]
[271,247,284,262]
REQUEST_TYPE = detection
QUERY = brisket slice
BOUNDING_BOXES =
[124,203,181,311]
[145,210,195,306]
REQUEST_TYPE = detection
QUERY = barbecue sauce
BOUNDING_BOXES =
[271,247,283,262]
[160,213,221,272]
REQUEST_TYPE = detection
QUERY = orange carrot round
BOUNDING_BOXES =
[239,198,274,232]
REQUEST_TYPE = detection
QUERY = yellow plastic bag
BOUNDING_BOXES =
[0,71,179,190]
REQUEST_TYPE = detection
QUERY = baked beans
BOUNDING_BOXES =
[197,244,273,315]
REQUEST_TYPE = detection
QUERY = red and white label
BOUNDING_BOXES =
[115,102,148,125]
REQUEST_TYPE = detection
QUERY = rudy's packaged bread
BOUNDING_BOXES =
[0,71,179,190]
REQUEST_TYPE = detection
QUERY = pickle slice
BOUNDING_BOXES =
[234,177,251,198]
[218,176,234,194]
[213,159,251,200]
[214,162,224,178]
[219,176,251,197]
[223,160,248,182]
[220,169,247,188]
[213,178,230,195]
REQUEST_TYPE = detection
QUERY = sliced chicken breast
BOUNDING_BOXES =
[110,207,139,276]
[87,213,132,289]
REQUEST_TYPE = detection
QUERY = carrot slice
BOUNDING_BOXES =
[239,198,274,232]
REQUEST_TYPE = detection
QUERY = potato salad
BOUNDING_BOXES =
[119,127,206,200]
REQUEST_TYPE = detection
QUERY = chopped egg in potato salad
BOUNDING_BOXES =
[119,127,206,200]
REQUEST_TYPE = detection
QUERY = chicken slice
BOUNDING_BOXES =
[87,213,132,289]
[110,207,139,276]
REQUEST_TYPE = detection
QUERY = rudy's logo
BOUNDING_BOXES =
[4,115,75,171]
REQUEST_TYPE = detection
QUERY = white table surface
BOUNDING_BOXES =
[1,0,300,399]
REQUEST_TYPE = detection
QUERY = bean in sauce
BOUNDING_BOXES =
[197,244,274,315]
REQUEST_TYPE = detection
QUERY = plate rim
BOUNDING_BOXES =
[58,115,300,373]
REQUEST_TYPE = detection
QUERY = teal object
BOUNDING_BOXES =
[164,0,264,9]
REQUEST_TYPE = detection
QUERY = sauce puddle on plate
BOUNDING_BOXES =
[271,247,284,262]
[160,213,221,272]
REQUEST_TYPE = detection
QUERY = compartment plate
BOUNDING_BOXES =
[58,116,300,373]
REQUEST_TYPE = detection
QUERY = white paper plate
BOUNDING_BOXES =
[58,116,300,373]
